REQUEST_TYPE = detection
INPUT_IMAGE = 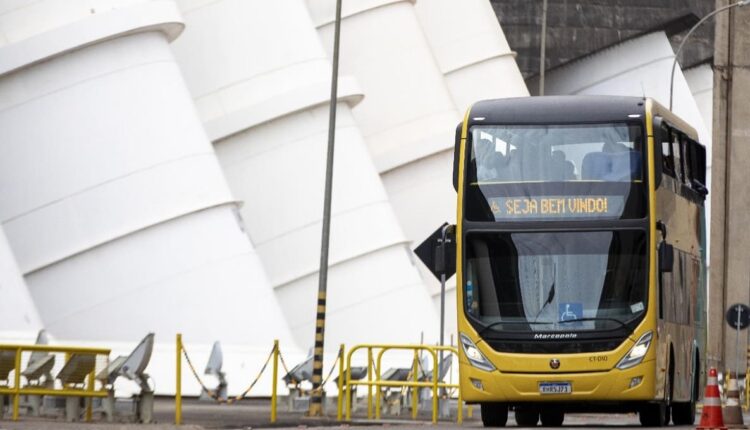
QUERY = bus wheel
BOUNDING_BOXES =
[671,399,695,425]
[514,408,539,427]
[480,403,508,427]
[639,402,669,427]
[672,362,698,425]
[540,410,564,426]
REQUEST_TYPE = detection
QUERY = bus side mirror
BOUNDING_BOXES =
[452,123,461,191]
[691,179,708,196]
[659,241,674,273]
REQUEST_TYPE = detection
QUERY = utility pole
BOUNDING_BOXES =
[709,0,750,374]
[308,0,343,417]
[539,0,548,96]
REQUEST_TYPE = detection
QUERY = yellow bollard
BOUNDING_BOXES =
[345,348,353,420]
[457,391,463,424]
[337,344,344,421]
[86,370,94,421]
[175,333,182,425]
[468,404,473,418]
[367,348,373,419]
[271,340,279,423]
[431,352,438,424]
[375,358,381,420]
[412,350,419,420]
[725,366,731,393]
[12,347,21,421]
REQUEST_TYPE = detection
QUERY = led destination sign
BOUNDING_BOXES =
[488,195,625,220]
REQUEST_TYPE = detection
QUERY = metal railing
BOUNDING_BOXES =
[341,344,463,424]
[0,344,110,421]
[174,338,467,425]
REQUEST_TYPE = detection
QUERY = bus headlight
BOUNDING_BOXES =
[617,331,653,370]
[460,333,496,372]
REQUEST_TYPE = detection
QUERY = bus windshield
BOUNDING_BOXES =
[465,123,646,221]
[464,230,647,334]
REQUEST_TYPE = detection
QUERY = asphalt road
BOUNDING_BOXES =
[0,397,731,430]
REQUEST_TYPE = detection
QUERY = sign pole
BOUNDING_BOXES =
[737,305,743,378]
[308,0,343,417]
[413,222,457,419]
[437,224,453,419]
[725,303,750,379]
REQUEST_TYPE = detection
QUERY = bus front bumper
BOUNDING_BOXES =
[460,359,657,404]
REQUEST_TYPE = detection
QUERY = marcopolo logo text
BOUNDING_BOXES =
[533,333,578,340]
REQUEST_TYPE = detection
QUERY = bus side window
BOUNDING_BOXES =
[687,139,708,194]
[682,136,693,183]
[660,124,675,177]
[672,131,685,183]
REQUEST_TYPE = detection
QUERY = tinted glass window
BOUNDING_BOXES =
[465,123,647,221]
[465,230,647,334]
[470,124,643,183]
[661,124,675,177]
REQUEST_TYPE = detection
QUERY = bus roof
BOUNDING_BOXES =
[466,95,700,143]
[649,98,699,141]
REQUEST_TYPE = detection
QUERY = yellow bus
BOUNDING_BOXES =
[453,96,707,427]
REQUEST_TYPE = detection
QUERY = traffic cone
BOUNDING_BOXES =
[698,367,727,430]
[723,375,746,428]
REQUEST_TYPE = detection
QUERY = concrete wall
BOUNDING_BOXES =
[0,225,42,343]
[528,32,708,146]
[306,0,529,343]
[709,0,750,373]
[490,0,715,79]
[170,0,439,358]
[0,0,296,395]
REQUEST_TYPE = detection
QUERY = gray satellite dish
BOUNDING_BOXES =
[120,333,154,391]
[27,329,50,366]
[23,329,55,382]
[283,350,313,385]
[204,341,223,376]
[199,341,227,401]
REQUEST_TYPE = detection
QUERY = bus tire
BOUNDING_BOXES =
[672,354,698,425]
[639,402,669,427]
[640,360,672,428]
[514,408,539,427]
[671,399,695,425]
[540,410,564,426]
[480,403,508,427]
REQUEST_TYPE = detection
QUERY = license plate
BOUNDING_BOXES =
[539,382,572,394]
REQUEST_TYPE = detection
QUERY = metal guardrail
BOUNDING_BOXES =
[0,344,110,421]
[341,344,463,424]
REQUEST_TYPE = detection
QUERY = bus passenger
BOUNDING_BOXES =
[475,138,503,181]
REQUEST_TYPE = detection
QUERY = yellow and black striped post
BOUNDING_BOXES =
[309,292,327,415]
[309,0,342,417]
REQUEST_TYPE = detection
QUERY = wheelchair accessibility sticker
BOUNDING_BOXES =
[559,303,582,326]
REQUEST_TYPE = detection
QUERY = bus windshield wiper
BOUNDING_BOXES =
[533,264,556,322]
[477,320,553,337]
[556,317,631,331]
